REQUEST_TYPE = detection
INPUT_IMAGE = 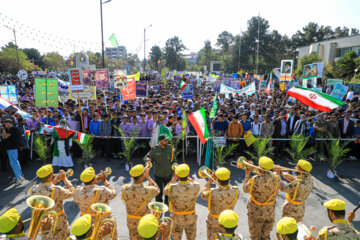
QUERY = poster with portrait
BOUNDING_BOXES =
[280,60,293,81]
[114,69,127,89]
[82,69,92,86]
[303,63,324,79]
[135,81,148,97]
[94,69,110,89]
[122,78,136,100]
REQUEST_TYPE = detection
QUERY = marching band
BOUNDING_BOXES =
[0,139,359,240]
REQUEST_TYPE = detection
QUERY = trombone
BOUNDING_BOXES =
[273,165,309,175]
[198,166,221,187]
[148,202,173,239]
[230,156,273,175]
[90,203,116,240]
[53,168,74,184]
[26,195,59,240]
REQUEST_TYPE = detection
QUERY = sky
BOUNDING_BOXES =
[1,0,360,60]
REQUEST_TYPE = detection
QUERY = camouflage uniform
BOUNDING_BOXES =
[164,180,200,240]
[318,219,360,240]
[216,233,244,240]
[201,185,239,240]
[30,182,74,240]
[121,183,160,240]
[279,174,313,222]
[243,173,280,240]
[74,184,117,240]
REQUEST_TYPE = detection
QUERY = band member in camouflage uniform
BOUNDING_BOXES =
[243,156,280,240]
[30,164,74,240]
[276,159,314,222]
[305,199,360,240]
[69,214,113,240]
[137,214,171,240]
[74,167,118,240]
[201,167,239,240]
[164,164,200,240]
[121,164,160,240]
[276,217,299,240]
[216,210,244,240]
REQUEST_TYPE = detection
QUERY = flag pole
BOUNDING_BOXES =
[182,136,185,163]
[78,92,84,132]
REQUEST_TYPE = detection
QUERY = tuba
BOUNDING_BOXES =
[26,195,58,240]
[148,202,173,239]
[230,156,273,175]
[53,168,74,184]
[90,203,117,240]
[198,166,221,187]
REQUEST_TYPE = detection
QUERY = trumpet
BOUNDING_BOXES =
[90,203,116,240]
[171,163,178,171]
[53,169,74,184]
[95,167,112,183]
[230,157,273,175]
[198,166,221,187]
[273,165,308,175]
[148,202,173,239]
[145,161,152,169]
[26,195,58,240]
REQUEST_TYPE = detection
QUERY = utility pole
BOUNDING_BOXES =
[143,24,152,72]
[238,28,242,71]
[100,0,112,68]
[4,25,19,70]
[256,13,260,75]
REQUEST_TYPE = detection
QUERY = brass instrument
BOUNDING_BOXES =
[145,161,152,169]
[53,168,74,184]
[273,165,308,175]
[26,195,58,240]
[230,156,273,175]
[90,203,116,240]
[148,202,173,239]
[198,166,221,187]
[95,167,112,183]
[171,163,178,171]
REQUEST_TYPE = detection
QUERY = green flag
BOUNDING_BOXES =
[109,33,118,47]
[181,112,187,140]
[209,93,218,119]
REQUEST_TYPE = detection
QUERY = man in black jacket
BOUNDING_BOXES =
[339,111,355,138]
[286,108,299,137]
[274,113,288,158]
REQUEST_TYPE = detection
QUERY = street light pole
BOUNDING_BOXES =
[143,24,152,72]
[100,0,111,68]
[4,25,20,70]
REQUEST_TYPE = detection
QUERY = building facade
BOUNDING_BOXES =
[297,34,360,65]
[105,46,127,59]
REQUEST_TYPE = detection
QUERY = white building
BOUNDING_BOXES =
[297,34,360,65]
[105,46,127,59]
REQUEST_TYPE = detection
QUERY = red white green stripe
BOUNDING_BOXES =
[180,80,187,91]
[78,132,89,144]
[38,124,53,134]
[287,86,345,112]
[187,108,209,144]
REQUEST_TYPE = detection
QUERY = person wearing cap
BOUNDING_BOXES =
[216,210,244,240]
[243,156,280,240]
[310,199,360,240]
[74,167,118,240]
[144,134,176,205]
[30,164,75,240]
[1,118,24,185]
[275,159,314,222]
[121,164,160,240]
[149,115,172,148]
[276,217,298,240]
[163,164,200,240]
[201,167,239,240]
[137,214,171,240]
[69,214,113,240]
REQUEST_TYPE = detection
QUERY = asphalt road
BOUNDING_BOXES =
[0,155,359,240]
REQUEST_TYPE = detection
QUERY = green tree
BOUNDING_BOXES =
[149,45,162,71]
[216,31,234,55]
[197,40,220,72]
[0,43,38,73]
[43,52,65,71]
[295,53,322,77]
[163,36,186,71]
[332,50,358,80]
[22,48,44,69]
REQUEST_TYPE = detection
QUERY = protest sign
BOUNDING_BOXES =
[222,79,231,87]
[231,81,240,90]
[280,83,286,91]
[58,79,70,93]
[303,63,324,79]
[214,137,226,147]
[82,69,92,86]
[17,70,28,80]
[94,69,110,89]
[69,86,96,100]
[280,60,293,81]
[213,81,222,93]
[244,131,255,147]
[114,69,127,89]
[327,79,343,87]
[259,80,267,93]
[312,87,322,93]
[182,84,193,99]
[122,78,136,100]
[330,83,349,101]
[0,85,18,104]
[68,68,83,90]
[35,78,58,107]
[220,82,256,97]
[135,81,148,97]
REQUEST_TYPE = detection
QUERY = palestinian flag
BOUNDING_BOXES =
[188,108,209,144]
[265,70,272,94]
[77,132,89,144]
[53,127,75,139]
[38,124,53,134]
[287,86,345,112]
[180,80,187,91]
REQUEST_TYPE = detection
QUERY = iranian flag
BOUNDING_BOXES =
[287,86,345,112]
[188,108,209,144]
[78,132,89,144]
[53,127,75,139]
[180,80,187,91]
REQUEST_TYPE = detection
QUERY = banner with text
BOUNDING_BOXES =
[135,81,148,98]
[182,84,194,99]
[69,86,96,100]
[94,69,110,89]
[35,78,58,107]
[122,78,136,100]
[220,82,256,97]
[0,85,18,104]
[68,68,83,90]
[330,83,349,101]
